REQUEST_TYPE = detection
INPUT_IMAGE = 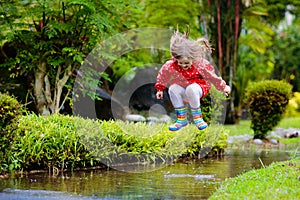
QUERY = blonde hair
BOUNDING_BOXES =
[170,27,213,61]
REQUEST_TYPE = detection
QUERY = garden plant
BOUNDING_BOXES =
[244,80,292,139]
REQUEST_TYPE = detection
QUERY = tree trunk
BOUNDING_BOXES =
[51,64,72,114]
[217,2,223,74]
[34,60,50,115]
[34,61,72,115]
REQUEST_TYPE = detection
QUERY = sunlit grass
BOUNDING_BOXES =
[209,157,300,200]
[277,117,300,129]
[224,117,300,137]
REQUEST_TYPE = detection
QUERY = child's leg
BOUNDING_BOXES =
[185,83,203,108]
[168,84,188,131]
[168,84,186,108]
[185,84,208,130]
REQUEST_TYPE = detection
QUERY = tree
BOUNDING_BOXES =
[271,18,300,92]
[236,0,300,118]
[0,0,137,115]
[199,0,300,123]
[198,0,246,123]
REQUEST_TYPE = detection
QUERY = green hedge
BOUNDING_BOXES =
[3,114,100,174]
[0,93,25,173]
[0,93,24,130]
[244,80,292,139]
[1,113,228,174]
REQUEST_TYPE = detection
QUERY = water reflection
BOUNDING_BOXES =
[0,149,291,200]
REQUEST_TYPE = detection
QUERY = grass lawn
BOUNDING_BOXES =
[209,157,300,200]
[210,118,300,200]
[224,117,300,137]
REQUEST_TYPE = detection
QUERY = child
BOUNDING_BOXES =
[155,29,230,131]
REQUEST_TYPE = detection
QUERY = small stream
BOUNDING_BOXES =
[0,149,293,200]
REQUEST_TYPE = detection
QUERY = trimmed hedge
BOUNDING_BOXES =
[0,93,25,173]
[244,80,292,139]
[0,93,24,130]
[2,113,228,174]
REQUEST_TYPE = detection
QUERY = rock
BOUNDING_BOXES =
[268,131,282,139]
[227,134,252,144]
[159,115,171,123]
[125,114,146,122]
[147,116,160,122]
[284,131,299,138]
[253,139,264,145]
[269,139,278,145]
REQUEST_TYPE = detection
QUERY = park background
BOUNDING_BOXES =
[0,0,300,199]
[1,0,299,122]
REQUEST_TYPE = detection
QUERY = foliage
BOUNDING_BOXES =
[80,120,227,164]
[1,113,227,174]
[185,125,228,157]
[262,0,300,25]
[0,93,24,129]
[200,86,228,124]
[244,80,292,139]
[139,0,200,33]
[86,120,192,164]
[209,157,300,200]
[0,93,25,173]
[284,92,300,117]
[3,114,101,173]
[235,2,300,119]
[272,18,300,92]
[109,0,201,83]
[0,0,139,115]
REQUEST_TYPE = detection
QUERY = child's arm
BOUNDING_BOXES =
[197,60,230,96]
[154,61,173,99]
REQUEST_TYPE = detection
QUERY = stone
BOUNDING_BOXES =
[253,139,264,145]
[269,139,278,145]
[159,115,171,123]
[147,116,160,122]
[125,114,146,122]
[285,131,299,138]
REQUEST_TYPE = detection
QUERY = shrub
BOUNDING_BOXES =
[0,93,24,130]
[196,86,227,124]
[0,93,25,173]
[244,80,292,139]
[2,113,228,174]
[5,114,102,173]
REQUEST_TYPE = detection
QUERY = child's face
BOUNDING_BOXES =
[176,57,193,70]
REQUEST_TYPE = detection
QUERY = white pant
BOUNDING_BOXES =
[168,83,203,108]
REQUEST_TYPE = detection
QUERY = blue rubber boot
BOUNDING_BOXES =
[191,107,208,130]
[169,106,188,131]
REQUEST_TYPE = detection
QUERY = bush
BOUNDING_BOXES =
[2,113,228,174]
[5,114,102,173]
[244,80,292,139]
[0,93,25,173]
[77,120,228,166]
[201,86,227,124]
[0,93,24,130]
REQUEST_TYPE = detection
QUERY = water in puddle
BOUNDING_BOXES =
[0,149,292,200]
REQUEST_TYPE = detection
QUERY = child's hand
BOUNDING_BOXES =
[224,85,231,97]
[156,91,164,99]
